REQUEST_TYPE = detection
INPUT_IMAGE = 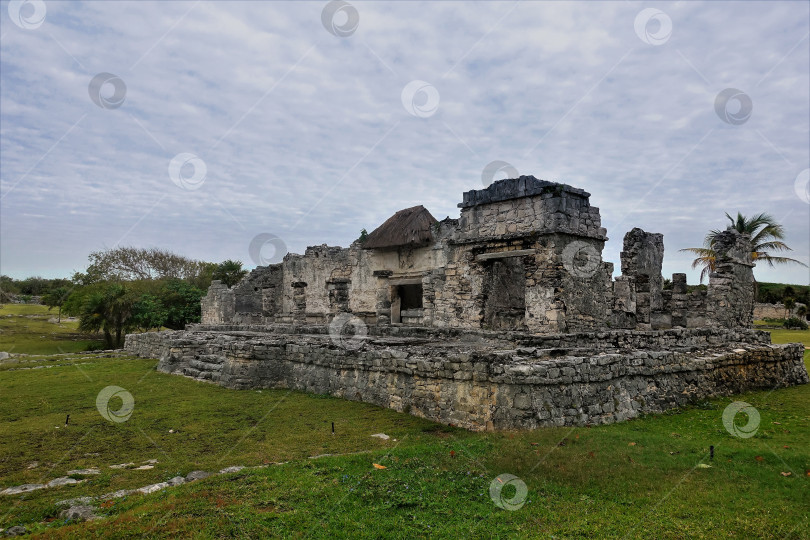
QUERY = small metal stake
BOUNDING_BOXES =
[65,414,70,427]
[710,445,714,460]
[331,422,335,435]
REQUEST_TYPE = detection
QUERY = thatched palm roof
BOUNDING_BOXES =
[363,205,438,250]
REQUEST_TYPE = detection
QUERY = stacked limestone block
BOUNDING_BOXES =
[124,326,808,431]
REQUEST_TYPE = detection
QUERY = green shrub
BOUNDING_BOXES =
[783,317,809,330]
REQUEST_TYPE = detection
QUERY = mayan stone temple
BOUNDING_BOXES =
[125,176,808,430]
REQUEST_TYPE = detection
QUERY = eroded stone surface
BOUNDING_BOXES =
[125,326,808,431]
[1,484,44,496]
[60,505,97,521]
[185,471,211,482]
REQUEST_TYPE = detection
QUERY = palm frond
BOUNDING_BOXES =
[756,255,809,268]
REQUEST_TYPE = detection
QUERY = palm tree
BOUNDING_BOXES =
[783,297,796,319]
[681,212,807,282]
[212,260,247,288]
[78,283,136,348]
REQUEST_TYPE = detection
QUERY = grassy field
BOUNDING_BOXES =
[0,325,807,538]
[0,304,101,355]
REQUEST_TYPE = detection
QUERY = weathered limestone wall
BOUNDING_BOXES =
[753,302,806,320]
[124,326,808,431]
[457,178,606,240]
[198,177,761,336]
[201,281,235,325]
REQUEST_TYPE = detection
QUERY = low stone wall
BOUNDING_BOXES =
[124,327,808,431]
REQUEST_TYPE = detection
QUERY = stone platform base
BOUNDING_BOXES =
[124,325,808,431]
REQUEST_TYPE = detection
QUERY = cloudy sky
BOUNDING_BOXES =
[1,0,808,285]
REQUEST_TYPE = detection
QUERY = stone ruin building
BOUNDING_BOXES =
[125,176,808,430]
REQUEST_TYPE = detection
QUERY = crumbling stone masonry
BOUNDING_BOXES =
[125,176,808,430]
[125,325,807,431]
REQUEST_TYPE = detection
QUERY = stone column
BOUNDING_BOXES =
[373,270,393,325]
[611,275,636,329]
[670,273,688,328]
[707,229,755,328]
[620,228,664,328]
[291,281,307,324]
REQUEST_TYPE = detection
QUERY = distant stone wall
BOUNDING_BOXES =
[753,302,805,320]
[125,326,807,431]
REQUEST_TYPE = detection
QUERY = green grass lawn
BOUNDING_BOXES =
[0,304,102,355]
[0,327,807,538]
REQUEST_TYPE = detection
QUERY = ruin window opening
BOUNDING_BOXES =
[398,284,423,310]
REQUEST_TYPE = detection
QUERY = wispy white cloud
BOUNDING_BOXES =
[1,0,808,285]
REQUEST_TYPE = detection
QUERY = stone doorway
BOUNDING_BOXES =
[390,282,423,324]
[483,258,526,330]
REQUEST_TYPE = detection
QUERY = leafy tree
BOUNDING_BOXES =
[160,279,204,330]
[212,260,247,288]
[43,286,71,323]
[131,294,168,331]
[797,305,808,321]
[86,246,213,282]
[358,228,369,243]
[681,212,807,282]
[190,262,217,291]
